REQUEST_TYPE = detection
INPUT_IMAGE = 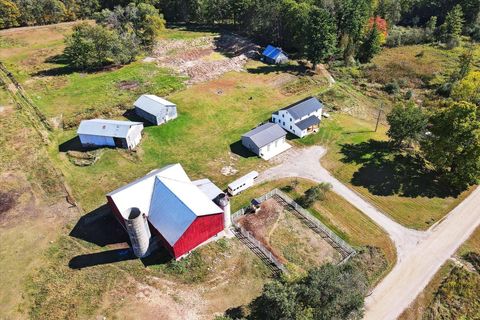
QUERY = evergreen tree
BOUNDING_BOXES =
[425,16,437,41]
[358,21,382,63]
[439,5,464,48]
[304,6,337,70]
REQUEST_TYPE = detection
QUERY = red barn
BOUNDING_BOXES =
[107,164,226,259]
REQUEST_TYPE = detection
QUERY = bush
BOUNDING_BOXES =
[383,81,400,95]
[64,23,138,70]
[299,182,332,207]
[386,26,428,47]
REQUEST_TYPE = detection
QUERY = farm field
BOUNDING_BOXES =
[237,199,343,274]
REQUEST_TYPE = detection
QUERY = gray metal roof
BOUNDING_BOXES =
[193,178,224,201]
[134,94,176,117]
[296,115,321,130]
[242,123,286,148]
[281,97,323,120]
[77,119,143,138]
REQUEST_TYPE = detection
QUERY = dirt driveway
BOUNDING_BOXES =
[258,146,480,319]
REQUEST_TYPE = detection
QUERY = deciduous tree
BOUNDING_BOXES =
[422,101,480,190]
[386,102,428,147]
[0,0,20,29]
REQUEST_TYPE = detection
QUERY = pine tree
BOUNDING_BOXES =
[304,6,337,70]
[358,21,382,63]
[440,5,465,48]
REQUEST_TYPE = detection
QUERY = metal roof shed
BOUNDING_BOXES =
[262,45,288,64]
[241,123,290,160]
[77,119,143,149]
[134,94,178,126]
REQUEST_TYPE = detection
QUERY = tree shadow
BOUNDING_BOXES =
[340,140,460,198]
[246,63,309,76]
[230,140,256,158]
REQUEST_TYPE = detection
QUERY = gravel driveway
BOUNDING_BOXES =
[258,146,480,319]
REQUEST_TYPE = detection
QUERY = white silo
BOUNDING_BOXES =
[124,207,151,258]
[215,193,231,229]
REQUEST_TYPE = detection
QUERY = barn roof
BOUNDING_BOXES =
[280,97,323,120]
[262,45,286,59]
[134,94,176,116]
[107,164,223,246]
[242,123,287,148]
[296,115,321,130]
[77,119,142,138]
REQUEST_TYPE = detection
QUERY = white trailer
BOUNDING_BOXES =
[228,171,259,196]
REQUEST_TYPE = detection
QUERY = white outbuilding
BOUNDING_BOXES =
[241,123,291,160]
[134,94,177,126]
[77,119,143,149]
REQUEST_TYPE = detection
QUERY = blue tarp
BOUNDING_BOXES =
[262,45,284,60]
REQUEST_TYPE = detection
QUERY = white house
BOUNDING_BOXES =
[241,123,291,160]
[134,94,177,126]
[77,119,143,149]
[272,97,323,138]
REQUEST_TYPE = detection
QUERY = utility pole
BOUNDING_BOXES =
[375,104,383,132]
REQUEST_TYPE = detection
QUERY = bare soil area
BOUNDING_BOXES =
[103,239,270,320]
[237,199,342,273]
[148,33,260,84]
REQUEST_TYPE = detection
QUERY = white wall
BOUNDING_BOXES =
[272,108,322,138]
[126,125,144,149]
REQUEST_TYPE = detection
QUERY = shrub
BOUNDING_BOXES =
[300,182,332,207]
[386,26,428,47]
[383,81,400,95]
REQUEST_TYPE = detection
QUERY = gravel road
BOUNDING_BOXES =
[257,146,480,319]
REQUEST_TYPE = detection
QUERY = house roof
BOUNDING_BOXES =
[262,45,286,59]
[296,115,321,130]
[280,97,323,120]
[77,119,142,138]
[134,94,176,117]
[242,123,287,148]
[107,164,223,246]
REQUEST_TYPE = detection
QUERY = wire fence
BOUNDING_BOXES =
[231,188,356,268]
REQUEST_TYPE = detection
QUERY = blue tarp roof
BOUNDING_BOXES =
[262,45,285,59]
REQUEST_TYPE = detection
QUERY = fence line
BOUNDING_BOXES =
[235,226,287,273]
[231,188,356,267]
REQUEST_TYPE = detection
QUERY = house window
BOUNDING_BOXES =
[283,121,285,126]
[290,125,292,130]
[290,118,292,122]
[282,114,284,118]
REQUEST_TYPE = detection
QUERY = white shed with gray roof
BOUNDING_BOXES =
[272,96,323,138]
[241,123,291,160]
[77,119,143,149]
[134,94,177,126]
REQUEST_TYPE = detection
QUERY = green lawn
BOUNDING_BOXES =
[297,113,473,230]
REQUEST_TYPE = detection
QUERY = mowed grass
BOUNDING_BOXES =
[296,113,473,230]
[50,67,326,211]
[31,62,185,119]
[232,178,396,284]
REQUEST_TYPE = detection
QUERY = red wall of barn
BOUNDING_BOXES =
[172,213,224,259]
[106,196,126,228]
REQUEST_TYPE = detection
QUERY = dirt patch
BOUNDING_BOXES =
[67,150,103,166]
[237,199,342,272]
[0,191,19,214]
[116,80,140,91]
[149,33,260,84]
